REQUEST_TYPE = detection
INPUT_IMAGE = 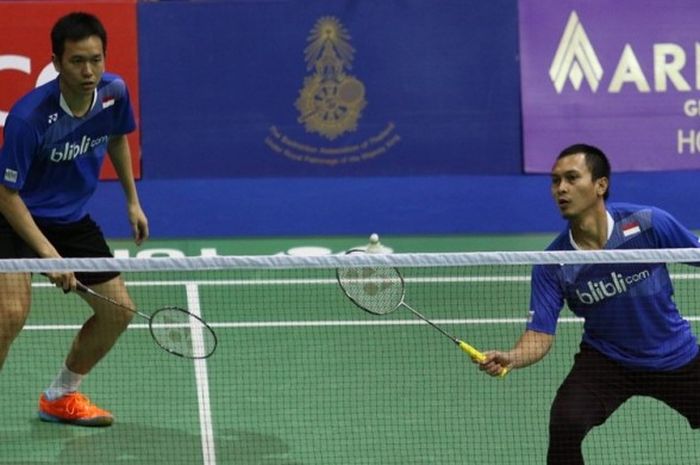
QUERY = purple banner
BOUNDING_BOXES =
[519,0,700,172]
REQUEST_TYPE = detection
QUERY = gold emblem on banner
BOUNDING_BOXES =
[295,17,366,140]
[265,16,400,166]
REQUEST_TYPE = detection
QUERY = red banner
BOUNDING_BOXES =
[0,0,141,179]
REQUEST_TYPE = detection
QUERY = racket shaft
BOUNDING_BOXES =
[76,282,149,320]
[403,304,508,377]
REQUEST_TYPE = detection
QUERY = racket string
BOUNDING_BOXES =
[337,266,404,315]
[149,307,217,359]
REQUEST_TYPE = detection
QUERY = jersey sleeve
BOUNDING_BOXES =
[527,264,564,335]
[110,78,136,136]
[0,114,38,190]
[652,208,700,248]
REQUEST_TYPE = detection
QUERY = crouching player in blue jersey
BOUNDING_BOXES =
[0,12,148,426]
[477,144,700,464]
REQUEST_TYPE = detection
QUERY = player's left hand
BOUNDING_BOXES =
[128,203,149,246]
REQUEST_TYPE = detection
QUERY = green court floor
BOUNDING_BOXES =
[1,234,699,464]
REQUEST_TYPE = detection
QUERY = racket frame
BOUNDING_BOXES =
[75,282,218,359]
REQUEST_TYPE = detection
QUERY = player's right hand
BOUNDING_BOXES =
[46,271,77,293]
[478,351,513,377]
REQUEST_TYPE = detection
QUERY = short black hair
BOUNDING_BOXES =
[557,144,611,200]
[51,12,107,59]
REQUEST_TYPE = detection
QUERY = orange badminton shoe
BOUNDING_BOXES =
[38,392,113,426]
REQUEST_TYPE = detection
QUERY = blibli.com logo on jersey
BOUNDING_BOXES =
[49,135,109,163]
[575,269,651,304]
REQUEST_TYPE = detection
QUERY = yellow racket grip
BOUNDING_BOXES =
[458,341,509,378]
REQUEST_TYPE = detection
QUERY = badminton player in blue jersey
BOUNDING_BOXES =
[478,144,700,464]
[0,12,148,426]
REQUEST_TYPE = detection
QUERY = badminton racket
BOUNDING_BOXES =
[75,282,217,359]
[336,264,508,377]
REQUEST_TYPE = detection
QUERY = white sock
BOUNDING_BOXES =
[44,364,84,400]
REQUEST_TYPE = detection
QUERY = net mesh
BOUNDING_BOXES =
[1,250,699,464]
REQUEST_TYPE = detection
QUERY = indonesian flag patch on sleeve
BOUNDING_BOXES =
[622,221,641,237]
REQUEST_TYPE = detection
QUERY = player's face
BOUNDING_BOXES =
[53,35,105,98]
[551,153,607,220]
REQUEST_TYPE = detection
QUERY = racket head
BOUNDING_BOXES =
[148,307,218,359]
[336,264,405,315]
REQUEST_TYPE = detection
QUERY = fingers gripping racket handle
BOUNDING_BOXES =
[458,341,509,378]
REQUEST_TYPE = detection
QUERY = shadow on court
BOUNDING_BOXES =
[0,421,302,465]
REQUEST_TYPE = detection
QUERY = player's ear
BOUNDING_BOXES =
[51,54,61,73]
[596,177,609,198]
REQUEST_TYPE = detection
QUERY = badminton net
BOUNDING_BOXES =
[0,249,699,464]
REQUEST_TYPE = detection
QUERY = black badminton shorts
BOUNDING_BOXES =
[0,214,119,286]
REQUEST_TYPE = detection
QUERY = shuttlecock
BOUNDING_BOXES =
[346,233,393,254]
[365,233,392,254]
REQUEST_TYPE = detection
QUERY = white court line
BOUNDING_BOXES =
[23,315,700,332]
[185,283,216,465]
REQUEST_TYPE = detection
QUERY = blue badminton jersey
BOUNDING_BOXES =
[529,203,699,371]
[0,74,135,223]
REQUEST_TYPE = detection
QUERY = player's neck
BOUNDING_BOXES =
[569,204,608,250]
[59,82,94,118]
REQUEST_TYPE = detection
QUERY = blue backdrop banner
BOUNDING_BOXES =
[138,0,521,178]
